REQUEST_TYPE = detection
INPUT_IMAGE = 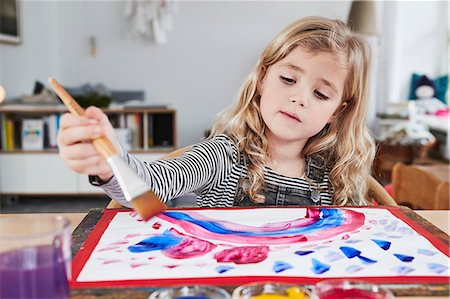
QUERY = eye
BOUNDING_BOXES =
[280,76,296,85]
[314,90,329,100]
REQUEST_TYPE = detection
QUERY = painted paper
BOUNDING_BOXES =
[73,207,450,286]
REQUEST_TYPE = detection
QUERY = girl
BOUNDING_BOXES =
[58,16,375,208]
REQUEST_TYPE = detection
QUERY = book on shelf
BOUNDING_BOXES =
[44,114,60,148]
[22,119,44,150]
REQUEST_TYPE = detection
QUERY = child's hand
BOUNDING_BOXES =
[57,106,117,181]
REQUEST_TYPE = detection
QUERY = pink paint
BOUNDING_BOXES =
[341,234,350,240]
[316,288,390,299]
[98,246,119,252]
[152,222,162,229]
[102,260,121,265]
[214,246,269,264]
[158,208,365,245]
[130,263,147,268]
[165,265,179,269]
[110,240,129,245]
[125,233,141,238]
[163,228,217,259]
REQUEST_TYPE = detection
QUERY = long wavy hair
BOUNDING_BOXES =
[209,16,375,205]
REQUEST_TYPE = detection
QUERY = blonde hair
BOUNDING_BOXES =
[209,16,375,205]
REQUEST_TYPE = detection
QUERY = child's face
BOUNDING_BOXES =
[260,46,348,145]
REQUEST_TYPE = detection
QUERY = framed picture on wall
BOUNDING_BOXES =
[0,0,20,44]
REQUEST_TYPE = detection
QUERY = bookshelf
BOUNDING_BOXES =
[0,104,176,196]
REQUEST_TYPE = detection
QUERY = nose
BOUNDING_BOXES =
[289,90,308,107]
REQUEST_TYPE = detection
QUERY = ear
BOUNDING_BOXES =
[328,101,348,123]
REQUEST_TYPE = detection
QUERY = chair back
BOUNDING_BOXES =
[391,162,449,209]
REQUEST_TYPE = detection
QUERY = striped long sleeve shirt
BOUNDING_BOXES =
[98,134,334,208]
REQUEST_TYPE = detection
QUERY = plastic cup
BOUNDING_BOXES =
[313,280,394,299]
[149,285,231,299]
[232,282,311,298]
[0,215,71,299]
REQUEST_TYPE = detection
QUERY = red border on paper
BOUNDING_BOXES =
[70,206,450,289]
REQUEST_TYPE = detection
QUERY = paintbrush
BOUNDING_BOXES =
[48,77,166,221]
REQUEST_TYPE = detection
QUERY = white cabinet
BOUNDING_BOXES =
[0,153,78,194]
[0,152,170,196]
[0,105,177,196]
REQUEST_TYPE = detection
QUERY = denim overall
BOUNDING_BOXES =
[234,154,327,207]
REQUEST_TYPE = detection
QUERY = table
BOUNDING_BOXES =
[1,209,449,298]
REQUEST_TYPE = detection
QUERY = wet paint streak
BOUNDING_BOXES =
[325,251,344,262]
[372,239,391,250]
[340,246,361,258]
[214,246,269,264]
[394,254,415,262]
[294,250,314,256]
[340,246,377,264]
[163,228,217,259]
[427,263,448,274]
[311,258,330,274]
[392,266,415,275]
[152,222,162,229]
[273,261,293,273]
[418,249,437,256]
[157,208,365,245]
[346,265,363,273]
[215,265,234,274]
[128,230,183,253]
[357,255,377,264]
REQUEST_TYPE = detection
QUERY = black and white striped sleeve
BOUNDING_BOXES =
[99,135,236,207]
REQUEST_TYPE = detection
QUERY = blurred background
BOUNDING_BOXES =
[0,0,448,212]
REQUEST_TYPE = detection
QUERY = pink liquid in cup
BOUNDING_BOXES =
[314,280,393,299]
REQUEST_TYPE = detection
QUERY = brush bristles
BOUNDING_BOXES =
[131,190,167,221]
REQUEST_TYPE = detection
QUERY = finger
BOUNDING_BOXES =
[66,155,111,175]
[59,112,98,130]
[58,124,104,146]
[85,106,110,125]
[59,142,100,160]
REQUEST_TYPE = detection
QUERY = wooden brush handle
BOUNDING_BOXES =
[48,78,118,158]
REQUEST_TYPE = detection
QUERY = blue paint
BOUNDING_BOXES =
[392,266,414,275]
[384,225,397,232]
[215,265,234,274]
[340,246,361,258]
[372,239,391,250]
[325,251,344,262]
[273,261,293,273]
[346,265,363,273]
[394,253,415,262]
[294,250,314,256]
[418,249,437,256]
[128,230,183,253]
[397,227,413,235]
[427,263,448,274]
[357,255,377,264]
[163,209,345,237]
[311,258,330,274]
[344,239,361,244]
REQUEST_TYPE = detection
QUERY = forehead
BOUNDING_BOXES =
[275,47,348,92]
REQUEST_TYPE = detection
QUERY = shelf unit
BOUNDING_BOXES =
[0,104,176,196]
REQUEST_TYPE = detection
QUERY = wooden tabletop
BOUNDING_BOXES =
[1,209,449,299]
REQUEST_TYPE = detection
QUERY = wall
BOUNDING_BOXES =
[377,0,448,107]
[0,1,447,146]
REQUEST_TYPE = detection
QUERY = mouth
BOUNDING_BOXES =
[280,111,301,122]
